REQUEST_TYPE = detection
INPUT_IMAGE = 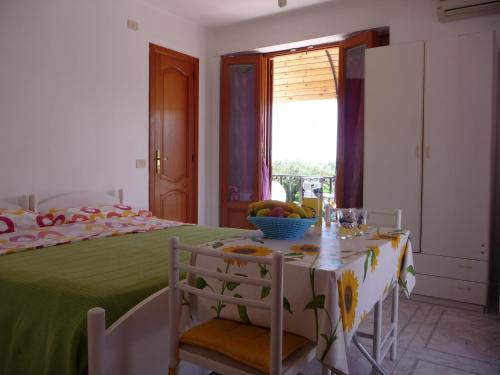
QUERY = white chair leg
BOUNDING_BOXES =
[372,300,382,375]
[390,283,399,361]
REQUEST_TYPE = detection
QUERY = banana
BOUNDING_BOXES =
[248,200,307,218]
[301,205,315,218]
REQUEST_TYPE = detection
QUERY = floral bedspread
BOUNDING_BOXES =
[192,226,415,374]
[0,215,184,255]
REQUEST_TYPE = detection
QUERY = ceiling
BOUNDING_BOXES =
[273,47,339,102]
[140,0,333,28]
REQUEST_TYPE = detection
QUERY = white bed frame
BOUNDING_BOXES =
[32,189,124,212]
[88,288,208,375]
[29,189,209,375]
[0,196,30,210]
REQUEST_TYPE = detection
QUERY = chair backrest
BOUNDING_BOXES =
[365,209,402,230]
[168,236,284,374]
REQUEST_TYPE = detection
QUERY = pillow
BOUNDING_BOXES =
[0,209,38,234]
[41,204,153,225]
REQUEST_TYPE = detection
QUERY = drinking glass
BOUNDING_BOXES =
[337,208,357,229]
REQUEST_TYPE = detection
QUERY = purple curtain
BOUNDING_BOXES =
[337,45,366,208]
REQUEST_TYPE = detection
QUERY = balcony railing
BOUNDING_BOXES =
[271,174,336,203]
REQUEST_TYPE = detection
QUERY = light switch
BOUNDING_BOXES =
[127,19,139,31]
[136,159,147,168]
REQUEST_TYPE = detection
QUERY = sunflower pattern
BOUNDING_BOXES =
[372,233,401,250]
[185,227,415,374]
[195,241,291,321]
[396,242,408,279]
[222,245,271,267]
[338,269,359,332]
[290,244,320,255]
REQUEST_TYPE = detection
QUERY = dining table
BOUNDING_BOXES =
[191,224,416,375]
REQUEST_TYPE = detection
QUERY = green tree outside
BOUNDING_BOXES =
[272,160,336,202]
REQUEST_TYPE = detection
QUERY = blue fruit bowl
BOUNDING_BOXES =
[247,216,317,240]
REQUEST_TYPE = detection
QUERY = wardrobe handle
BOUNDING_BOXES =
[416,146,420,159]
[425,146,430,159]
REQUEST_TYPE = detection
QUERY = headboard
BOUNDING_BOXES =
[0,196,30,210]
[35,189,124,213]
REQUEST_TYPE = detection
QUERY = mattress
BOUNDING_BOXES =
[0,224,246,375]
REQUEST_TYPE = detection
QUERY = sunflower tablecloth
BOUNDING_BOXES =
[192,226,415,374]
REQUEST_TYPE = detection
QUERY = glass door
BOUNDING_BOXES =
[220,55,269,228]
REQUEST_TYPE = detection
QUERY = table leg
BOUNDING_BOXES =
[390,283,399,361]
[352,334,388,375]
[372,300,382,375]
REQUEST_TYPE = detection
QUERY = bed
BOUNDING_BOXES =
[0,191,253,375]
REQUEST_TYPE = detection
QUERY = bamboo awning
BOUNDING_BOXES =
[272,47,339,102]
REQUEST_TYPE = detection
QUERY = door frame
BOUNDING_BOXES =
[149,43,199,223]
[264,42,341,192]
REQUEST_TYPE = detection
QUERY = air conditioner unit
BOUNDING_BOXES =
[437,0,500,21]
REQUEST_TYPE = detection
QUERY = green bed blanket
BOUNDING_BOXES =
[0,225,247,375]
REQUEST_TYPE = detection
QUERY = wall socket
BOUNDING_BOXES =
[136,159,147,168]
[127,19,139,32]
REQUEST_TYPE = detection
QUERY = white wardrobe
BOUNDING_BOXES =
[364,31,498,307]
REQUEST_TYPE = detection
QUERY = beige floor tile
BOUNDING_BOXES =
[398,358,485,375]
[297,297,500,375]
[391,348,498,375]
[425,310,500,364]
[407,305,500,364]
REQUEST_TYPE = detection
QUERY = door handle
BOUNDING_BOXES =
[155,150,161,174]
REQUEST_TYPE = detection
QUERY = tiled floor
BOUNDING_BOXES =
[299,296,500,375]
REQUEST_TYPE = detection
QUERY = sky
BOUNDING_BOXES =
[272,99,337,164]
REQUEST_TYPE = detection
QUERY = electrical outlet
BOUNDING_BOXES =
[136,159,147,168]
[127,19,139,31]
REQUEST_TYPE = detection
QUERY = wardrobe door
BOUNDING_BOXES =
[421,31,496,261]
[364,41,424,251]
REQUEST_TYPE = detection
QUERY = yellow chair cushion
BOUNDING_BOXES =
[180,318,310,374]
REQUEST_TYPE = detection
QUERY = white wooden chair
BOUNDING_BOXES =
[354,209,402,375]
[168,237,316,375]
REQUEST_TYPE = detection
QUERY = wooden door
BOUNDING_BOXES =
[335,31,377,208]
[421,31,495,261]
[219,55,269,228]
[363,41,424,252]
[149,44,198,223]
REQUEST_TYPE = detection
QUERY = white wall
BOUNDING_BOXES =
[1,0,499,229]
[204,0,500,227]
[0,0,210,222]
